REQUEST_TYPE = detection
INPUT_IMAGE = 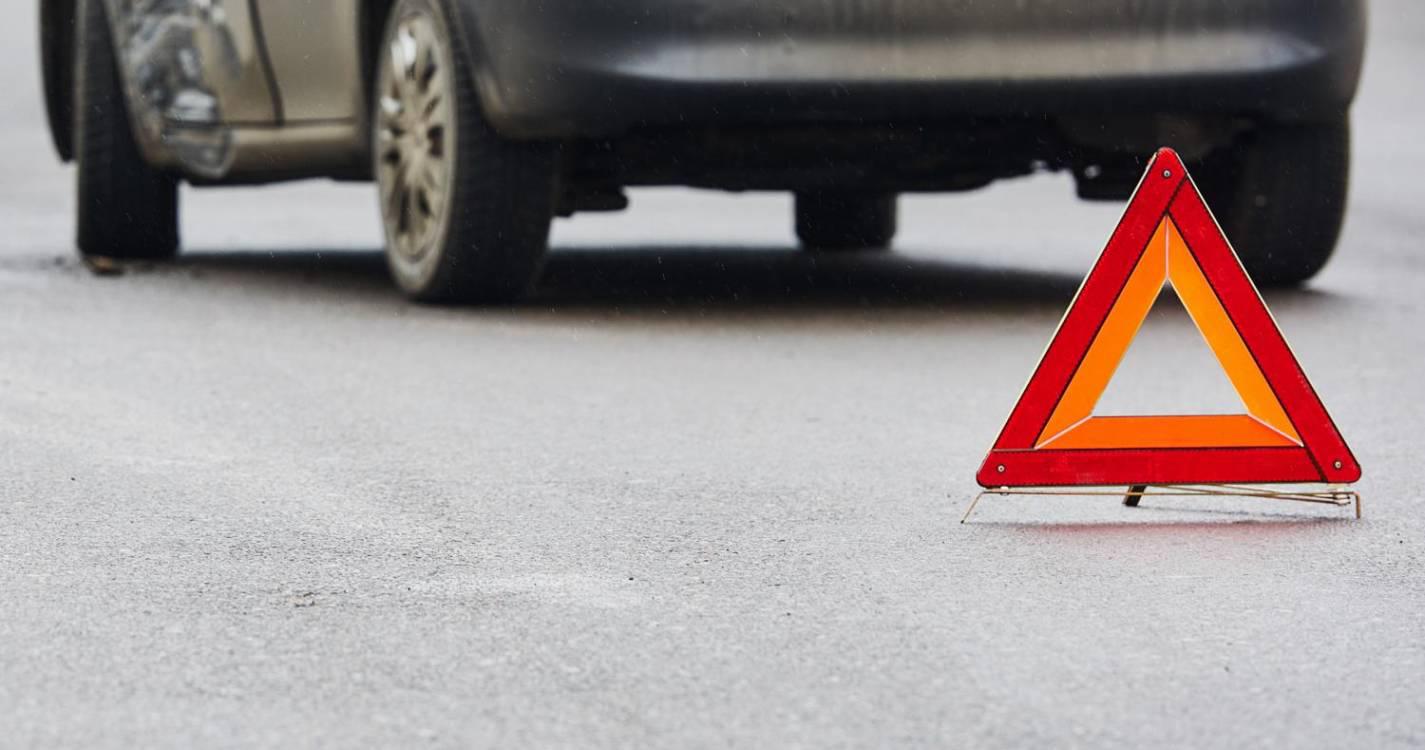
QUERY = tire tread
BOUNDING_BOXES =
[74,0,180,260]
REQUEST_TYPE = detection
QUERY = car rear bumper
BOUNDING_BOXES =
[454,0,1365,139]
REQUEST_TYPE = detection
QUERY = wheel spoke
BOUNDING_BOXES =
[397,26,418,79]
[377,10,455,266]
[420,167,445,216]
[422,88,446,123]
[416,29,438,92]
[421,159,446,192]
[388,182,407,235]
[388,33,410,85]
[378,94,403,123]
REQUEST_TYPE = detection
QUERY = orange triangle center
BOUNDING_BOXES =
[1034,217,1301,451]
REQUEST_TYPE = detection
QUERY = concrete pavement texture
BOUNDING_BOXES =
[2,3,1423,748]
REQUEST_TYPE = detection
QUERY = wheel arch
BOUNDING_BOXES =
[360,0,505,135]
[359,0,398,105]
[40,0,77,162]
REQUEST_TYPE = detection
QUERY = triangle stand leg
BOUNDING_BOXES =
[959,485,1360,523]
[960,491,987,524]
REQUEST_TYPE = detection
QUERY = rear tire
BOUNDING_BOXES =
[1193,117,1350,287]
[375,0,557,304]
[795,191,897,252]
[74,0,180,260]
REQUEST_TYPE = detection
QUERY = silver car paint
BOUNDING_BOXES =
[95,0,1365,182]
[103,0,365,180]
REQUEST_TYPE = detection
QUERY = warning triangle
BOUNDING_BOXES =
[977,148,1359,488]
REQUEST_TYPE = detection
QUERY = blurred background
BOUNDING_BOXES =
[2,2,1424,747]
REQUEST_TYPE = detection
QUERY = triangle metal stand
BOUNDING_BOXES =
[961,484,1361,523]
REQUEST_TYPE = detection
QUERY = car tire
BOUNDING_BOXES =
[73,0,180,260]
[795,191,897,252]
[375,0,558,304]
[1193,117,1350,287]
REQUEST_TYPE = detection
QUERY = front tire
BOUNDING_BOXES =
[74,0,180,260]
[1193,117,1350,287]
[375,0,557,304]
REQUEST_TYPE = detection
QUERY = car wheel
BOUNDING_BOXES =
[795,191,897,252]
[1193,117,1350,287]
[74,0,180,260]
[375,0,558,304]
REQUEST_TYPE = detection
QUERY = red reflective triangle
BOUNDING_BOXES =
[976,148,1359,488]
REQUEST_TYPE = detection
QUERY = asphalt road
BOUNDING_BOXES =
[3,4,1423,748]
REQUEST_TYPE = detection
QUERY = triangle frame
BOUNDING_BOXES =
[976,148,1359,488]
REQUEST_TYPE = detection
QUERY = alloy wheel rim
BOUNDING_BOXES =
[376,11,454,266]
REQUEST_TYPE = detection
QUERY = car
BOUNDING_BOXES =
[41,0,1366,303]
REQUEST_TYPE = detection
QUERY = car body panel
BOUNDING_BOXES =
[45,0,1366,183]
[99,0,281,176]
[251,0,364,123]
[453,0,1365,137]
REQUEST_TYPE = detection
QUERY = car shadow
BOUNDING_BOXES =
[535,246,1081,312]
[159,244,1350,320]
[156,245,1085,320]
